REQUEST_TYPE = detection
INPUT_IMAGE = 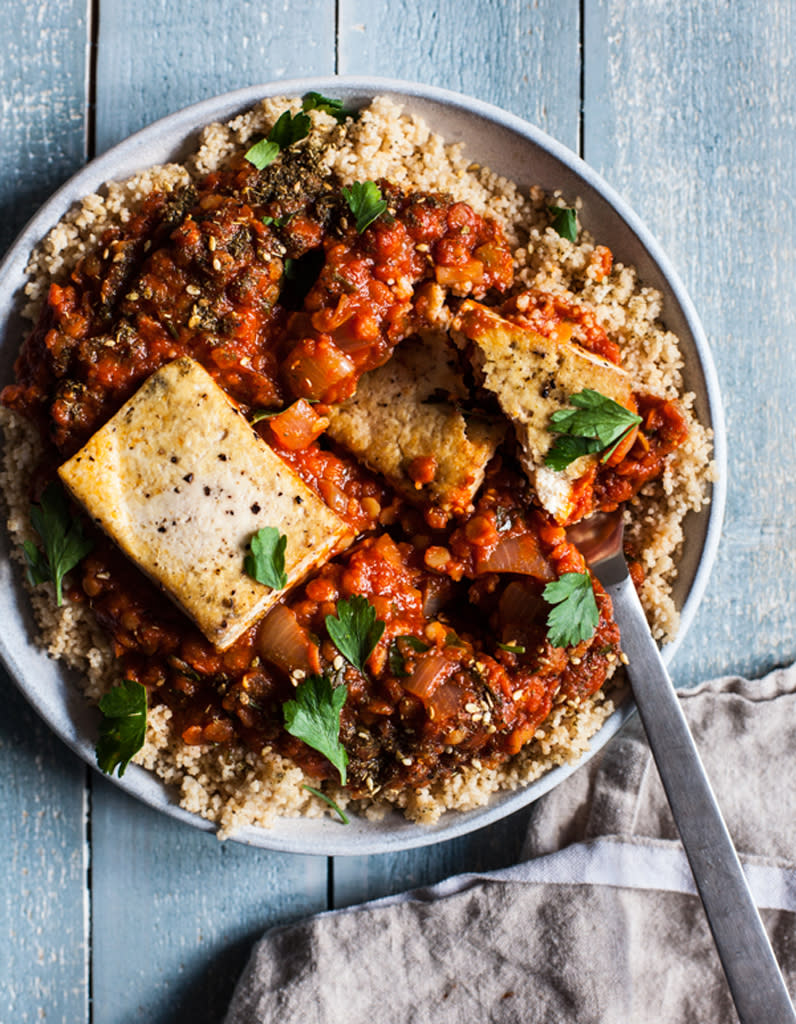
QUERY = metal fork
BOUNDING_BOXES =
[569,510,795,1024]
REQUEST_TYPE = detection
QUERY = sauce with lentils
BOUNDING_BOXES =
[2,118,687,799]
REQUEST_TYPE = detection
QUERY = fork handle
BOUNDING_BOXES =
[608,575,796,1024]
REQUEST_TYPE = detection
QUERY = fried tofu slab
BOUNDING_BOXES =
[453,301,634,522]
[58,357,354,649]
[327,332,504,521]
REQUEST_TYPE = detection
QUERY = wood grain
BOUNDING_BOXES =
[0,2,90,1021]
[0,0,89,251]
[339,0,581,150]
[0,673,89,1023]
[93,0,337,154]
[90,778,327,1024]
[584,0,796,685]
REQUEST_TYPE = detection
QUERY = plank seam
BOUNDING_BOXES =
[334,0,340,75]
[578,0,585,157]
[86,767,94,1024]
[86,0,100,159]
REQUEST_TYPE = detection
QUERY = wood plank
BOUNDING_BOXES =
[90,778,327,1024]
[88,6,337,1020]
[0,0,89,251]
[0,2,90,1020]
[94,0,338,154]
[333,0,581,907]
[0,669,89,1023]
[339,0,581,150]
[584,0,796,686]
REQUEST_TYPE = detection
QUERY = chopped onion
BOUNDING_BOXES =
[479,535,554,580]
[402,652,454,701]
[258,604,313,674]
[428,681,464,723]
[269,399,329,451]
[283,337,355,402]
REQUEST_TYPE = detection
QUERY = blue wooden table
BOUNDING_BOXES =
[2,2,794,1020]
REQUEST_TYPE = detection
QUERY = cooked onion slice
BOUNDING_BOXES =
[402,652,454,701]
[258,604,314,674]
[478,535,554,579]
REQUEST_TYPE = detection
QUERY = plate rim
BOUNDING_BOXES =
[0,75,727,855]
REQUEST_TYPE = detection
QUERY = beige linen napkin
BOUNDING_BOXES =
[224,665,796,1024]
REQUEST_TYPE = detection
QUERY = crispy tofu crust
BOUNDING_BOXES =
[453,301,634,521]
[58,357,354,649]
[326,332,504,519]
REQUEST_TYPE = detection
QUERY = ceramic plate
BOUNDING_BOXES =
[0,77,726,855]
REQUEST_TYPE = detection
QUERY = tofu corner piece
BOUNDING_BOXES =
[58,357,355,649]
[326,332,504,520]
[453,301,634,523]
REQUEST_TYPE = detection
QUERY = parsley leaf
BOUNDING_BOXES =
[244,138,280,170]
[548,204,578,242]
[342,181,388,233]
[545,389,643,471]
[301,91,352,123]
[543,572,599,648]
[268,109,311,149]
[303,784,350,824]
[325,595,385,673]
[23,481,93,606]
[283,674,348,783]
[244,109,311,169]
[95,679,148,777]
[245,526,288,590]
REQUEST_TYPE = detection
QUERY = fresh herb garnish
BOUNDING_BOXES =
[543,572,599,648]
[548,204,578,242]
[95,679,148,777]
[342,180,388,233]
[388,634,431,677]
[244,138,280,170]
[249,407,284,424]
[325,595,385,673]
[23,481,93,606]
[301,91,352,123]
[269,109,312,148]
[244,526,288,589]
[283,674,348,783]
[262,213,293,228]
[545,389,642,471]
[497,642,526,655]
[244,109,311,169]
[303,784,350,824]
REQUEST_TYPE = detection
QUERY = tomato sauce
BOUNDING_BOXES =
[1,131,684,796]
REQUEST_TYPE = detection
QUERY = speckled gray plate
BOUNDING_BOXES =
[0,77,726,855]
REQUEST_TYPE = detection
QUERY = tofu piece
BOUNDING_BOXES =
[326,331,504,519]
[453,301,634,522]
[58,357,354,649]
